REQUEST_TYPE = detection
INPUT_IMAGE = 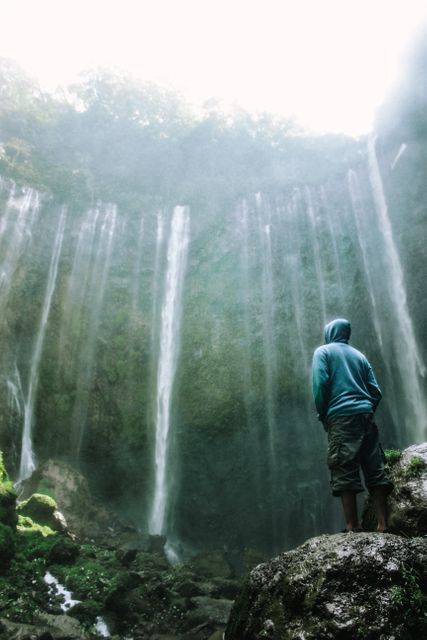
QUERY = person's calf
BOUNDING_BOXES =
[370,485,388,532]
[340,490,360,531]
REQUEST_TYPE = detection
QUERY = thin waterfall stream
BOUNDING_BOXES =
[368,136,427,440]
[149,205,190,536]
[19,209,66,481]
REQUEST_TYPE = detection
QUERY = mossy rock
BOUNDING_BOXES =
[17,514,56,537]
[0,522,15,572]
[47,537,80,565]
[17,493,64,533]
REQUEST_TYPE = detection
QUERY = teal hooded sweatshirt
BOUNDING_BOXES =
[312,318,382,422]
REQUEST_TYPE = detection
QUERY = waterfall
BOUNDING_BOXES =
[239,200,256,425]
[257,204,279,466]
[348,170,387,352]
[368,136,427,441]
[59,207,100,369]
[304,188,328,324]
[18,209,66,481]
[348,169,400,428]
[7,367,23,421]
[131,214,145,315]
[320,185,345,305]
[149,206,190,536]
[238,199,264,505]
[0,187,39,307]
[72,204,117,457]
[283,195,310,374]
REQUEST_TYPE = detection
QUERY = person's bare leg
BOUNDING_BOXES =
[341,491,360,531]
[370,485,388,532]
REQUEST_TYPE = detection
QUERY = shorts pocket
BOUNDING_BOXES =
[327,439,341,469]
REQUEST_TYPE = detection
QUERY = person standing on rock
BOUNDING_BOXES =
[312,318,393,532]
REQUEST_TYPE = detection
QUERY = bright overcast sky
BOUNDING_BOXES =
[1,0,426,135]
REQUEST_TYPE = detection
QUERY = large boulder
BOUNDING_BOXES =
[363,442,427,535]
[225,533,427,640]
[17,493,67,534]
[18,459,118,539]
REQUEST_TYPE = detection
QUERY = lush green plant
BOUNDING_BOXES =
[406,455,427,478]
[384,448,402,465]
[390,565,425,620]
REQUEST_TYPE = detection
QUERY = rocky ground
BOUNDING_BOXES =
[1,442,427,640]
[0,456,263,640]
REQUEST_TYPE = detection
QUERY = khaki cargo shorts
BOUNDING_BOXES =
[326,413,393,497]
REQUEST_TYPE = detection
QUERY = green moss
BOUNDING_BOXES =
[0,451,8,482]
[0,529,56,624]
[50,544,123,605]
[17,493,58,529]
[384,449,402,466]
[405,455,427,479]
[390,565,425,620]
[17,514,56,537]
[0,522,15,572]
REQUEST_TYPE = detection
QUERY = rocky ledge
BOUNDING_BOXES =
[226,442,427,640]
[225,532,427,640]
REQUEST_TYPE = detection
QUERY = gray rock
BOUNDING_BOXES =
[47,537,80,565]
[187,597,233,626]
[187,552,233,579]
[18,460,119,539]
[0,613,84,639]
[225,532,427,640]
[363,442,427,535]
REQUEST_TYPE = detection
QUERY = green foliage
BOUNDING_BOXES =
[0,450,9,482]
[0,59,359,208]
[384,448,402,473]
[0,522,15,571]
[0,451,17,528]
[390,565,425,620]
[50,543,122,604]
[384,448,402,465]
[0,528,57,623]
[405,455,427,479]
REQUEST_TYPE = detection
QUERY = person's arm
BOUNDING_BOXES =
[366,363,382,411]
[312,347,330,422]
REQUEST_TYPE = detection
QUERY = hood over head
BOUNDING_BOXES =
[324,318,351,344]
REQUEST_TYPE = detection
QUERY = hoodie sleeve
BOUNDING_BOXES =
[366,363,382,411]
[312,347,330,422]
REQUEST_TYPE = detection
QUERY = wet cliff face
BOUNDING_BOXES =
[1,44,427,556]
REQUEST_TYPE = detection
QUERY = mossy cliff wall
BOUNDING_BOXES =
[0,42,426,555]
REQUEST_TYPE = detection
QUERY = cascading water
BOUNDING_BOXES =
[320,185,345,305]
[256,200,279,467]
[348,169,387,352]
[131,214,144,315]
[71,204,117,457]
[304,187,328,324]
[0,187,40,307]
[368,136,427,441]
[282,195,310,374]
[59,207,100,369]
[7,371,23,424]
[149,206,190,536]
[18,209,66,481]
